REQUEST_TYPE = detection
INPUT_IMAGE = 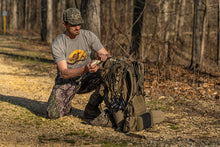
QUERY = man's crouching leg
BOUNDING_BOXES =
[47,83,77,119]
[83,89,103,119]
[83,83,107,120]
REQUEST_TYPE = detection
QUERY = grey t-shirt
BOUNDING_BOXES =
[52,29,103,70]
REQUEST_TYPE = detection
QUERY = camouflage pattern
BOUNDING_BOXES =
[90,109,114,127]
[63,8,84,25]
[83,83,105,119]
[47,72,103,119]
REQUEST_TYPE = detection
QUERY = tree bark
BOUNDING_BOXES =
[41,0,47,41]
[0,0,2,30]
[55,0,66,36]
[9,0,17,29]
[164,0,170,62]
[157,0,162,62]
[179,0,186,38]
[100,0,110,47]
[17,0,25,30]
[175,0,180,41]
[81,0,101,39]
[200,0,208,69]
[218,0,220,65]
[41,0,53,44]
[47,0,53,44]
[1,0,6,30]
[189,1,196,69]
[25,0,29,30]
[130,0,145,60]
[195,0,201,69]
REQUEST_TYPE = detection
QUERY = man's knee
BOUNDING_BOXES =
[46,89,70,119]
[47,96,64,119]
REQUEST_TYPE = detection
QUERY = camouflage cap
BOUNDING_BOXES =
[63,8,84,25]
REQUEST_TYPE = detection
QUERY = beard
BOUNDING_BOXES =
[66,29,80,39]
[70,29,80,36]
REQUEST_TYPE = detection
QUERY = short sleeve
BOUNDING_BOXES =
[86,31,103,52]
[51,37,66,63]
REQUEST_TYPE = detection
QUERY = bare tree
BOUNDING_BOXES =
[0,1,1,30]
[9,0,17,29]
[164,0,170,62]
[189,1,195,69]
[200,0,208,69]
[1,0,6,30]
[218,0,220,65]
[66,0,77,8]
[41,0,47,41]
[31,1,41,31]
[47,0,53,44]
[54,0,66,37]
[195,0,201,69]
[179,0,186,38]
[17,0,25,30]
[130,0,145,60]
[24,0,31,30]
[41,0,53,44]
[81,0,101,38]
[0,0,2,30]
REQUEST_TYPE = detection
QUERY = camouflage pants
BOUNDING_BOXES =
[47,72,104,119]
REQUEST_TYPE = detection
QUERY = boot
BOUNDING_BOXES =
[90,110,113,127]
[83,103,101,120]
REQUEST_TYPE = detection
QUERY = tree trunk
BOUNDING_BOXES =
[218,0,220,65]
[28,0,32,30]
[9,0,17,29]
[200,0,208,69]
[179,0,186,38]
[195,0,201,69]
[35,0,41,31]
[109,0,117,54]
[164,0,169,62]
[54,0,66,37]
[47,0,53,44]
[17,0,25,30]
[1,0,6,30]
[0,0,2,30]
[41,0,47,41]
[24,0,32,31]
[100,0,110,47]
[66,0,76,8]
[130,0,145,60]
[175,0,180,41]
[41,0,53,44]
[81,0,101,39]
[189,1,196,69]
[157,0,162,62]
[25,0,28,30]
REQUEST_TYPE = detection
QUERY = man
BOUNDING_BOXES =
[47,8,110,119]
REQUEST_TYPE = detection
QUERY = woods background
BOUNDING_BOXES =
[0,0,220,74]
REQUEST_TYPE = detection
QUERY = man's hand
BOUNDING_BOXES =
[97,48,111,61]
[85,61,99,73]
[97,53,109,61]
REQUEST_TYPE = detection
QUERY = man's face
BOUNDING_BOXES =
[65,23,81,36]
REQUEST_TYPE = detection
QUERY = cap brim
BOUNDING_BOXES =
[68,19,84,25]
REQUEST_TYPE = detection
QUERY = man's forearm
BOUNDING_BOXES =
[61,66,87,79]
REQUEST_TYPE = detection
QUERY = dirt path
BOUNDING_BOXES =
[0,35,219,146]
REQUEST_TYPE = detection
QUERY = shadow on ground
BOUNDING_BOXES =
[0,94,84,118]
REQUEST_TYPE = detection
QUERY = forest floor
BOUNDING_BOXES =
[0,33,219,146]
